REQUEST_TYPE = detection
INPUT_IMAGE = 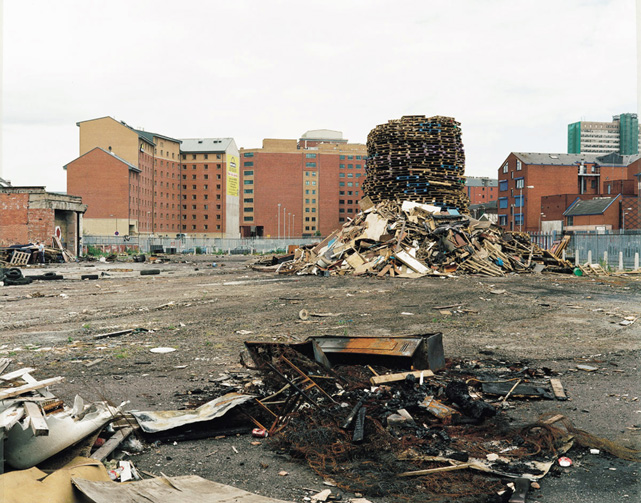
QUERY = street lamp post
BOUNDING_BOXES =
[283,207,286,240]
[622,207,633,231]
[277,203,281,239]
[292,214,295,238]
[288,213,291,239]
[519,185,535,232]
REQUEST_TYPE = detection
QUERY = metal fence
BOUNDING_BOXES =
[82,235,320,255]
[529,231,641,270]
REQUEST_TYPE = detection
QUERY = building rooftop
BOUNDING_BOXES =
[564,196,620,217]
[63,147,141,173]
[513,152,641,167]
[465,177,498,187]
[300,129,345,141]
[180,138,236,153]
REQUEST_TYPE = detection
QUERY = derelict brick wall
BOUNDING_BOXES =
[318,153,340,236]
[67,149,130,219]
[0,193,29,245]
[27,208,55,244]
[467,186,497,205]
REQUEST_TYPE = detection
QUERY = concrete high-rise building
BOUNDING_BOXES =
[568,113,640,155]
[239,130,367,238]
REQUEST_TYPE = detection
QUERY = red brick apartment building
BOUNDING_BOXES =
[238,130,367,238]
[179,139,239,237]
[465,177,498,205]
[497,152,641,232]
[64,117,239,237]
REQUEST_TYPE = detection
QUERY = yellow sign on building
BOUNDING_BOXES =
[226,155,239,197]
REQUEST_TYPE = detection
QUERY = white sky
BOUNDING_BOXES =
[0,0,637,193]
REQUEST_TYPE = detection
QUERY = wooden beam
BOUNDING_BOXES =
[0,367,36,381]
[370,369,434,386]
[23,402,49,436]
[90,427,133,461]
[0,376,63,400]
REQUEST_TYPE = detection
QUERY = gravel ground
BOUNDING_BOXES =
[1,255,639,502]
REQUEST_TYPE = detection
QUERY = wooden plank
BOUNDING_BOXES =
[90,427,134,461]
[0,367,36,382]
[22,372,56,398]
[0,358,11,374]
[23,401,49,436]
[0,404,25,430]
[371,369,434,386]
[399,462,474,477]
[0,376,63,400]
[549,378,567,401]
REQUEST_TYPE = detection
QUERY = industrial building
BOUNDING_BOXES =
[464,177,498,205]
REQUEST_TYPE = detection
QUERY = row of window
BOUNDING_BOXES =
[499,178,524,191]
[156,223,222,231]
[340,164,363,169]
[182,164,223,170]
[338,182,359,187]
[182,153,222,160]
[339,173,361,178]
[339,155,364,160]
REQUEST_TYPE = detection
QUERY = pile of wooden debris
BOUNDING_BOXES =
[274,198,583,277]
[0,236,75,266]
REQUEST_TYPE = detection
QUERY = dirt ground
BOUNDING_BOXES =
[1,255,640,502]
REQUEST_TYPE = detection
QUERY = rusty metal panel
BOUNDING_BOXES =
[311,333,444,371]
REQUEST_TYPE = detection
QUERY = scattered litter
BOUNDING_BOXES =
[577,364,599,372]
[149,347,176,354]
[558,456,572,467]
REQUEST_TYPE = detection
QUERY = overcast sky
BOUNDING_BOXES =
[0,0,637,192]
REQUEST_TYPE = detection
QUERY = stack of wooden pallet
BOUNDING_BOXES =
[363,115,468,212]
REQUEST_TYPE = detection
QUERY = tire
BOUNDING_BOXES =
[5,269,23,280]
[140,269,160,276]
[81,274,99,280]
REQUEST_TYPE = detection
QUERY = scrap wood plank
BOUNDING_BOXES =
[0,367,36,382]
[22,371,56,398]
[90,427,133,461]
[23,401,49,436]
[9,251,30,265]
[371,369,434,385]
[549,378,567,401]
[0,376,63,400]
[0,404,25,430]
[0,358,11,374]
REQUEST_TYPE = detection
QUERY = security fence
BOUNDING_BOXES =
[529,230,641,270]
[82,235,319,255]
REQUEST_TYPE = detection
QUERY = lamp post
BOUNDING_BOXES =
[622,207,632,231]
[539,212,546,233]
[518,185,535,232]
[288,213,291,239]
[283,207,286,240]
[292,214,295,238]
[277,203,281,239]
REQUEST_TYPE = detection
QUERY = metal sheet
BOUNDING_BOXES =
[130,392,255,434]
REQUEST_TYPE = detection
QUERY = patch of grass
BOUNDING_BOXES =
[82,323,91,330]
[114,350,129,359]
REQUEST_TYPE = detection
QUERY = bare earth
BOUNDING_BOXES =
[1,255,640,502]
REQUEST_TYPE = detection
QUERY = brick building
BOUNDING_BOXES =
[464,177,497,205]
[65,117,239,237]
[238,130,367,238]
[179,139,239,237]
[497,152,641,232]
[0,186,86,255]
[563,196,622,231]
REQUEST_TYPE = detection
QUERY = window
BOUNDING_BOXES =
[516,160,522,171]
[244,180,253,185]
[340,173,345,178]
[347,182,353,187]
[204,174,209,180]
[356,155,361,160]
[339,191,345,195]
[339,182,345,187]
[502,162,508,173]
[514,195,524,207]
[204,225,208,230]
[348,155,353,160]
[347,200,352,204]
[339,200,345,204]
[311,181,316,185]
[306,162,316,167]
[182,175,186,180]
[305,198,310,204]
[192,214,196,219]
[182,154,186,160]
[356,164,361,169]
[311,208,316,213]
[306,153,317,158]
[244,152,254,157]
[348,164,353,169]
[244,170,254,176]
[244,198,253,203]
[192,175,196,179]
[245,207,253,212]
[498,197,508,209]
[340,155,345,160]
[192,185,197,189]
[515,213,524,225]
[192,195,197,200]
[192,165,196,169]
[356,173,361,178]
[499,215,508,226]
[340,164,345,168]
[515,178,524,189]
[192,225,196,230]
[499,180,508,191]
[347,173,353,178]
[192,155,196,160]
[244,161,254,167]
[192,205,197,210]
[347,209,353,213]
[204,165,208,170]
[339,208,345,213]
[204,154,208,159]
[217,174,221,179]
[244,216,253,221]
[339,217,345,222]
[204,204,208,209]
[244,189,253,194]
